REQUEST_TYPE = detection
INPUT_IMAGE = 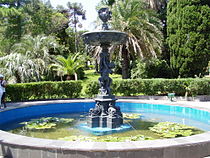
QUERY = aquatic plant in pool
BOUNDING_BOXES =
[149,122,202,138]
[1,101,208,142]
[21,117,74,130]
[7,113,203,141]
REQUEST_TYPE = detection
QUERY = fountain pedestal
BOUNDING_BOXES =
[88,95,123,129]
[82,8,127,130]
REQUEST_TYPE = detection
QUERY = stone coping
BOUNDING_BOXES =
[0,99,210,157]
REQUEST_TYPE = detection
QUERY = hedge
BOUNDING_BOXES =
[6,81,82,102]
[6,79,210,102]
[84,78,210,97]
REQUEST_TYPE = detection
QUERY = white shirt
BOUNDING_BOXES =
[0,85,3,105]
[0,80,6,92]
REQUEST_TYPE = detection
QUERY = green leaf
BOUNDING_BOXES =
[149,122,203,138]
[22,117,74,130]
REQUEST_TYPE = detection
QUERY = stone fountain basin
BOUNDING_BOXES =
[0,99,210,158]
[82,30,128,45]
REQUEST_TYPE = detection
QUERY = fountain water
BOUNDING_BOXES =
[82,8,128,132]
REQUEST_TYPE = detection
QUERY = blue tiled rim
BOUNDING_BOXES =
[118,102,210,125]
[0,100,209,131]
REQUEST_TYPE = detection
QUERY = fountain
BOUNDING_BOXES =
[82,8,127,130]
[0,7,210,158]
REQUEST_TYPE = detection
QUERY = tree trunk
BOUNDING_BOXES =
[73,10,78,53]
[121,45,130,79]
[95,59,99,73]
[74,73,78,81]
[66,75,72,80]
[15,71,22,83]
[16,0,22,40]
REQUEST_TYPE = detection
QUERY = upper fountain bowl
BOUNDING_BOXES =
[82,30,128,46]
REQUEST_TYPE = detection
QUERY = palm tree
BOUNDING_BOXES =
[50,53,84,81]
[111,0,163,78]
[12,35,59,62]
[0,35,61,83]
[0,53,43,83]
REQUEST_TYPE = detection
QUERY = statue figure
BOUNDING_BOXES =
[108,102,123,119]
[99,71,112,95]
[98,45,113,95]
[108,106,117,117]
[99,46,110,74]
[89,102,101,116]
[98,8,112,30]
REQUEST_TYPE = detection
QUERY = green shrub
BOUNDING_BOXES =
[167,0,210,77]
[131,59,172,79]
[187,78,210,96]
[7,81,82,102]
[84,78,210,97]
[6,79,210,101]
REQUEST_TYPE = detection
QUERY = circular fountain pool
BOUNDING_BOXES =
[0,99,210,158]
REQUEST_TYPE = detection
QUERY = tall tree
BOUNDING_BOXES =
[167,0,210,77]
[0,0,29,50]
[111,0,163,78]
[23,0,68,36]
[0,0,67,53]
[0,0,30,40]
[144,0,169,62]
[67,2,86,53]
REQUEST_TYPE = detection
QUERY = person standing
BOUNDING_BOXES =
[0,74,7,108]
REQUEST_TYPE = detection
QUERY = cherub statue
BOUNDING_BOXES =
[98,8,112,30]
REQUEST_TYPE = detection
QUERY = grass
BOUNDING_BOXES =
[80,69,122,97]
[83,69,121,83]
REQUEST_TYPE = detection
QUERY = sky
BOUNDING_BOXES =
[50,0,102,31]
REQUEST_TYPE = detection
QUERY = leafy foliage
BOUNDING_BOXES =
[6,81,82,101]
[21,117,74,130]
[131,58,172,79]
[50,53,85,81]
[98,0,163,79]
[23,0,68,36]
[167,0,210,77]
[6,78,210,101]
[149,122,203,138]
[111,0,163,58]
[85,78,210,97]
[0,0,68,55]
[0,35,61,83]
[66,2,86,52]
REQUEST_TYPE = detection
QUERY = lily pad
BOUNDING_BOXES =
[149,122,203,138]
[21,117,74,130]
[123,113,142,119]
